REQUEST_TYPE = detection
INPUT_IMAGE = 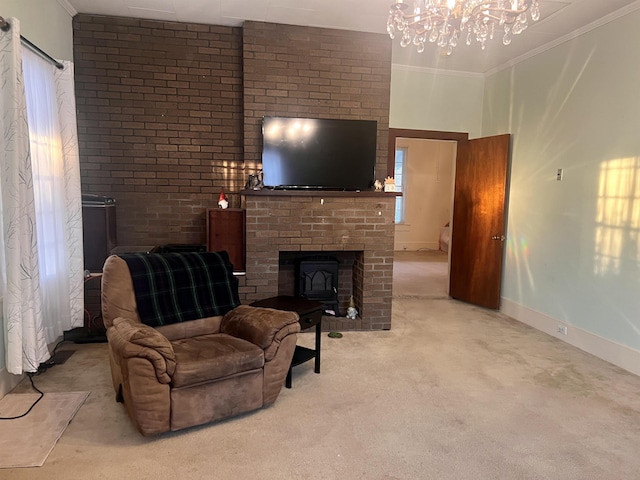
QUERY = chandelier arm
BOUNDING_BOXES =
[404,22,430,35]
[407,22,447,34]
[400,13,437,23]
[396,3,528,24]
[397,8,448,22]
[478,12,518,23]
[468,3,529,18]
[400,13,445,30]
[478,8,528,17]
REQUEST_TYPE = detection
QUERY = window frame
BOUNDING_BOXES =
[394,146,407,224]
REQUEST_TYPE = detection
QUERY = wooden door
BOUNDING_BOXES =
[449,134,510,309]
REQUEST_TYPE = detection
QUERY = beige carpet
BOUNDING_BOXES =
[0,391,89,468]
[393,250,449,298]
[3,252,640,479]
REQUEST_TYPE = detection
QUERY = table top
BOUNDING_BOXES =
[250,295,323,315]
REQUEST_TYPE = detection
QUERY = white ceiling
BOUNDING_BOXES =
[63,0,640,74]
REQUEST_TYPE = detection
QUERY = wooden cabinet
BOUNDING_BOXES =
[206,208,245,271]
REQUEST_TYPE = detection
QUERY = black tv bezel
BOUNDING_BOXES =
[260,116,378,191]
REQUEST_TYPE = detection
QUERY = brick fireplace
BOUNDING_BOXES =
[241,191,396,331]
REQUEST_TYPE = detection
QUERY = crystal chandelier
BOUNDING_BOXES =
[387,0,541,55]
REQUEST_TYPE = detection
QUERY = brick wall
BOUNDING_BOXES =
[243,192,395,330]
[242,21,392,178]
[73,16,391,247]
[73,15,244,246]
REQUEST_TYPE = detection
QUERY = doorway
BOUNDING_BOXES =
[389,129,511,309]
[389,130,468,297]
[393,138,457,251]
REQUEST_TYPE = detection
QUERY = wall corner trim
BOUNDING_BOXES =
[56,0,78,17]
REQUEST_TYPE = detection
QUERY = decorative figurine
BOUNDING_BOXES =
[245,174,257,190]
[384,176,396,192]
[374,179,383,191]
[218,190,229,209]
[244,171,264,190]
[255,170,264,190]
[346,295,358,319]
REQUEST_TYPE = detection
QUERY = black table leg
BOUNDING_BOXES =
[285,367,292,389]
[314,318,321,374]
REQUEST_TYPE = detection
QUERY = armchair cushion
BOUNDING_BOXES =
[119,251,240,327]
[171,334,264,388]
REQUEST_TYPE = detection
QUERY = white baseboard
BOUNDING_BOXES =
[501,298,640,377]
[394,241,440,251]
[0,368,24,399]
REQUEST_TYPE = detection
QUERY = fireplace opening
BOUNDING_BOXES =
[296,256,339,315]
[278,251,360,318]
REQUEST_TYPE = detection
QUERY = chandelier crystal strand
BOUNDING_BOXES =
[388,0,541,55]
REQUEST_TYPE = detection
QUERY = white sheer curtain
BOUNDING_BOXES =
[0,18,48,374]
[22,47,84,346]
[0,18,84,374]
[54,60,85,341]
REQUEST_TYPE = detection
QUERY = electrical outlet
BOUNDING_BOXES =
[557,325,568,335]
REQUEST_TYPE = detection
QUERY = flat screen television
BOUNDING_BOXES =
[261,116,377,191]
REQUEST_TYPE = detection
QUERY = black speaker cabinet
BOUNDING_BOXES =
[82,195,117,272]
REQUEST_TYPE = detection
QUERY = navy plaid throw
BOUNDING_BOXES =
[119,251,240,327]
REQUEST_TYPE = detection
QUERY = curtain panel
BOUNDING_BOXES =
[22,49,84,345]
[0,18,49,374]
[55,61,84,340]
[0,19,84,374]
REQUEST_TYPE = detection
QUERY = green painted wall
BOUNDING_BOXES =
[390,65,484,138]
[0,0,73,60]
[483,9,640,350]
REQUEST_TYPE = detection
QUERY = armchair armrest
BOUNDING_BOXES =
[106,317,177,384]
[221,305,300,358]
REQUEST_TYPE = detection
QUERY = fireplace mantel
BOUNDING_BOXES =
[241,192,396,331]
[241,189,401,198]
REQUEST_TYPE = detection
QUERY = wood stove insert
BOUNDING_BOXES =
[296,256,339,315]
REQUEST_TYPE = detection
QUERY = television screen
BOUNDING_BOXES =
[261,116,377,191]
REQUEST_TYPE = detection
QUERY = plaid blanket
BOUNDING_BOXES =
[119,251,240,327]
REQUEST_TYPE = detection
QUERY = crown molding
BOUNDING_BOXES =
[485,0,640,77]
[391,63,484,80]
[56,0,77,17]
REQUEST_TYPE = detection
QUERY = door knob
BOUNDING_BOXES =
[491,235,505,241]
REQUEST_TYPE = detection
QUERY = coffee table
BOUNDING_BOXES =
[250,295,322,388]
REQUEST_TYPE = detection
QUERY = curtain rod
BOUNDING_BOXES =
[0,16,64,70]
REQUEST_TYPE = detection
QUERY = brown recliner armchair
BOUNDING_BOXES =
[101,251,300,436]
